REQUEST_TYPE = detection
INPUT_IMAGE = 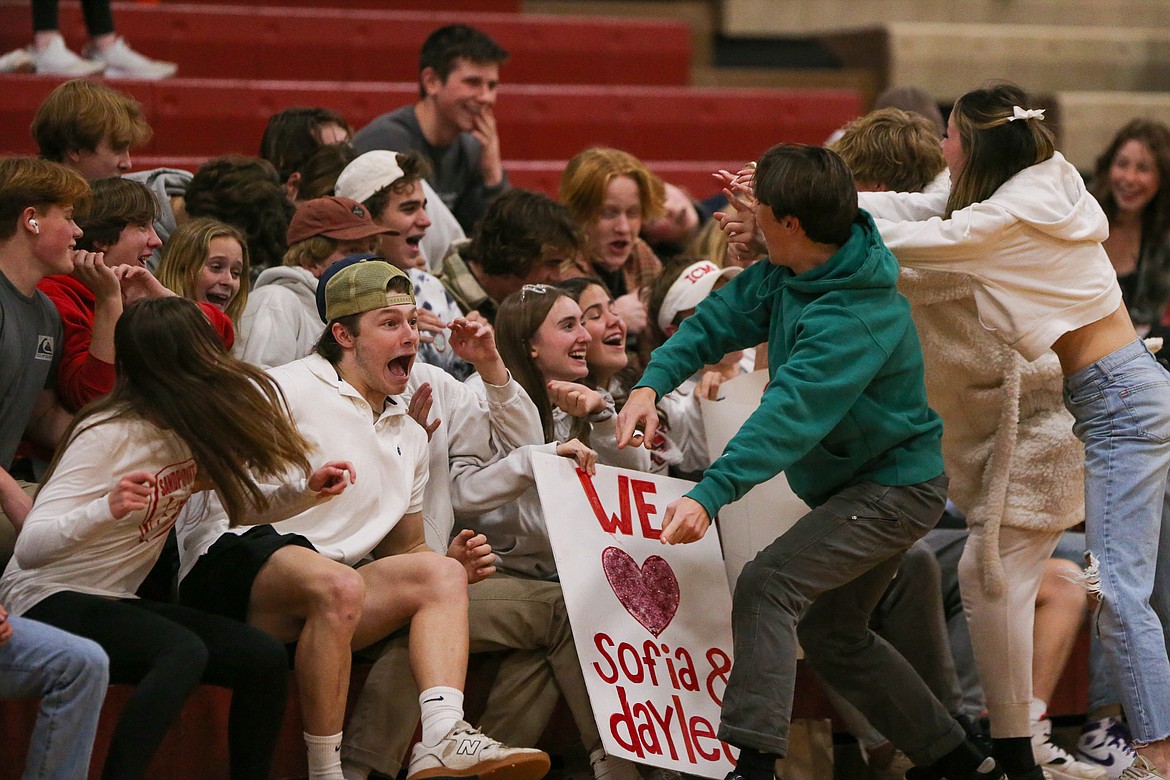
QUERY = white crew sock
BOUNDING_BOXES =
[419,686,465,746]
[305,731,344,780]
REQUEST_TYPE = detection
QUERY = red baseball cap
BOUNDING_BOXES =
[287,196,397,245]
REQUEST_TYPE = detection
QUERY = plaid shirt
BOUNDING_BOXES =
[436,239,497,321]
[567,238,663,295]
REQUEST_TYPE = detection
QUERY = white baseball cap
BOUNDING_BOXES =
[335,150,406,205]
[658,260,742,332]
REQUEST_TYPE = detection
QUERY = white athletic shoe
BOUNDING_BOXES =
[406,721,550,780]
[1078,718,1138,779]
[30,33,104,76]
[86,36,176,80]
[1119,755,1168,780]
[0,47,34,73]
[1032,717,1107,779]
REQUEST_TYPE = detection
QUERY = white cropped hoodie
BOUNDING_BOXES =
[859,152,1122,361]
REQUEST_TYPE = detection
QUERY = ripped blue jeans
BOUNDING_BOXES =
[1064,339,1170,744]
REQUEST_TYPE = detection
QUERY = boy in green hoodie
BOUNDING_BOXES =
[616,144,1001,780]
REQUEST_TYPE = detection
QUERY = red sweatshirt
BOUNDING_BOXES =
[37,274,235,412]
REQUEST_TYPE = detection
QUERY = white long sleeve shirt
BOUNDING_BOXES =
[452,379,651,579]
[1,413,316,614]
[406,362,543,552]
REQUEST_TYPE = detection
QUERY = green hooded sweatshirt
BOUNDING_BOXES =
[637,211,944,517]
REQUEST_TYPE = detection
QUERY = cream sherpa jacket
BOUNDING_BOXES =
[898,267,1084,595]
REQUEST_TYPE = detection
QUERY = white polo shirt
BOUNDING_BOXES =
[178,353,429,578]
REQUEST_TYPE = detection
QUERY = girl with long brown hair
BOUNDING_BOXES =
[858,83,1170,780]
[1091,119,1170,334]
[0,296,353,780]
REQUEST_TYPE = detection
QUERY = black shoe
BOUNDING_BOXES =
[905,767,943,780]
[961,756,1005,780]
[1005,769,1045,780]
[956,714,993,758]
[906,756,1004,780]
[723,772,771,780]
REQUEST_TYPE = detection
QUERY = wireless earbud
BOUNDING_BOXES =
[29,219,39,234]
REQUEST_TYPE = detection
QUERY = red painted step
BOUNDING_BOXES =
[0,2,692,86]
[163,0,521,9]
[0,75,862,166]
[118,156,745,200]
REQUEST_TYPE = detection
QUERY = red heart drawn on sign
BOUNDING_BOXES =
[601,546,681,637]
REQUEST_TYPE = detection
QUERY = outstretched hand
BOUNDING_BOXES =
[615,386,656,449]
[447,528,496,584]
[547,380,605,418]
[695,370,724,403]
[448,317,496,359]
[309,461,355,496]
[713,163,764,266]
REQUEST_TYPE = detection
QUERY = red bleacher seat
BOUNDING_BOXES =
[0,2,692,86]
[0,75,862,169]
[166,0,521,9]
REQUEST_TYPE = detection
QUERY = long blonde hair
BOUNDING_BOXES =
[157,217,250,325]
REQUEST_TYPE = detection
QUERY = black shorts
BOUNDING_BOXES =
[179,525,315,622]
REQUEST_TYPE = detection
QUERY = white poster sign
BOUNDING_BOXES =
[533,453,737,778]
[700,370,810,590]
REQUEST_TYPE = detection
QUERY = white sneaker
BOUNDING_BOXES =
[406,721,550,780]
[1079,718,1138,779]
[1032,717,1107,779]
[0,47,34,73]
[30,33,104,77]
[86,37,176,80]
[1119,755,1168,780]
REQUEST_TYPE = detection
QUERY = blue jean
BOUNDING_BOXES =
[1064,338,1170,744]
[0,615,109,780]
[718,475,963,766]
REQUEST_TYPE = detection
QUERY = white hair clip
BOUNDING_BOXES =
[1008,106,1045,122]
[520,283,555,302]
